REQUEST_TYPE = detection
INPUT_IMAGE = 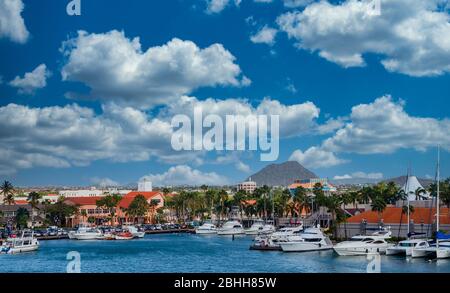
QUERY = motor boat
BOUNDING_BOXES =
[268,225,304,242]
[195,223,217,235]
[245,221,275,235]
[386,239,430,256]
[333,229,393,256]
[412,241,450,259]
[0,232,39,254]
[96,233,115,240]
[69,226,102,240]
[280,227,333,252]
[245,220,264,235]
[115,231,134,240]
[124,226,145,238]
[250,225,304,251]
[217,221,245,235]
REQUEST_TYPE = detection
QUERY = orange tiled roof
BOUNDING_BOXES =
[14,200,29,205]
[347,207,450,225]
[119,191,162,209]
[243,199,257,205]
[64,197,104,206]
[289,182,314,189]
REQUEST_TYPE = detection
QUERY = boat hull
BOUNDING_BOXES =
[436,248,450,259]
[217,229,245,235]
[281,242,333,252]
[386,247,411,256]
[411,248,433,258]
[73,234,102,240]
[334,244,392,256]
[195,230,217,235]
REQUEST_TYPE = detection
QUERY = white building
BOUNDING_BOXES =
[138,179,153,192]
[401,175,430,201]
[59,187,105,198]
[237,179,257,194]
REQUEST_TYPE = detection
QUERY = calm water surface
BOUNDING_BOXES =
[1,234,449,273]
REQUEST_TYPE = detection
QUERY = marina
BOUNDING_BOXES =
[1,233,450,273]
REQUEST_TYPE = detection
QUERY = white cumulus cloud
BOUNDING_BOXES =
[289,146,347,168]
[140,165,229,186]
[277,0,450,76]
[61,30,249,109]
[9,64,51,95]
[0,0,29,43]
[250,25,278,45]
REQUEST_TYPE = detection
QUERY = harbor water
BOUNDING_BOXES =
[1,234,450,273]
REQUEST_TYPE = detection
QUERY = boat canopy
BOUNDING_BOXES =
[437,232,450,240]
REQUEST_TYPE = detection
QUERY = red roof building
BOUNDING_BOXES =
[347,207,450,225]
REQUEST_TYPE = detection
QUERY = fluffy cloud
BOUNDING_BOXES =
[0,93,322,174]
[334,172,383,180]
[283,0,314,8]
[322,96,450,154]
[61,30,249,108]
[205,0,241,14]
[289,146,347,168]
[9,64,51,95]
[277,0,450,76]
[165,95,320,138]
[0,0,29,43]
[0,103,179,174]
[250,25,278,45]
[140,165,229,186]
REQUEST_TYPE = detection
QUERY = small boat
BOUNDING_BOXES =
[412,241,450,259]
[217,221,245,235]
[195,223,217,235]
[250,237,282,251]
[386,239,430,256]
[115,231,134,240]
[1,232,39,254]
[124,226,145,238]
[280,227,333,253]
[96,233,116,240]
[69,226,102,240]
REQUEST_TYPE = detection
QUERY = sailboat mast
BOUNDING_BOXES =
[406,168,410,235]
[437,145,440,237]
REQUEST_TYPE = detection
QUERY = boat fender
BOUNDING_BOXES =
[319,243,322,248]
[365,249,369,253]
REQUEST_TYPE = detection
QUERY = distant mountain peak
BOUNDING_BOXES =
[246,161,318,187]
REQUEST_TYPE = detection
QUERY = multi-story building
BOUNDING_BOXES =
[237,179,257,194]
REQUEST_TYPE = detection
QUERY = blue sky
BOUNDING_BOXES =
[0,0,449,187]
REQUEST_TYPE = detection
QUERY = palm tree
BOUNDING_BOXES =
[293,187,310,217]
[326,195,345,238]
[205,190,217,219]
[96,194,122,225]
[1,180,15,205]
[233,190,247,220]
[371,196,387,225]
[15,207,30,229]
[218,189,228,223]
[27,191,42,228]
[126,194,150,224]
[414,187,426,201]
[399,205,416,238]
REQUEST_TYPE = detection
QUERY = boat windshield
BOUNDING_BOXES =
[399,243,415,247]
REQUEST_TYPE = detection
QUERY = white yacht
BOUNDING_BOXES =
[217,221,245,235]
[245,220,265,235]
[1,232,39,254]
[334,230,394,256]
[280,227,333,252]
[123,226,145,238]
[269,225,304,242]
[250,225,304,251]
[69,226,102,240]
[245,221,276,235]
[195,223,218,235]
[386,239,430,256]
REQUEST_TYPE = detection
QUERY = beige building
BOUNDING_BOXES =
[237,179,257,194]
